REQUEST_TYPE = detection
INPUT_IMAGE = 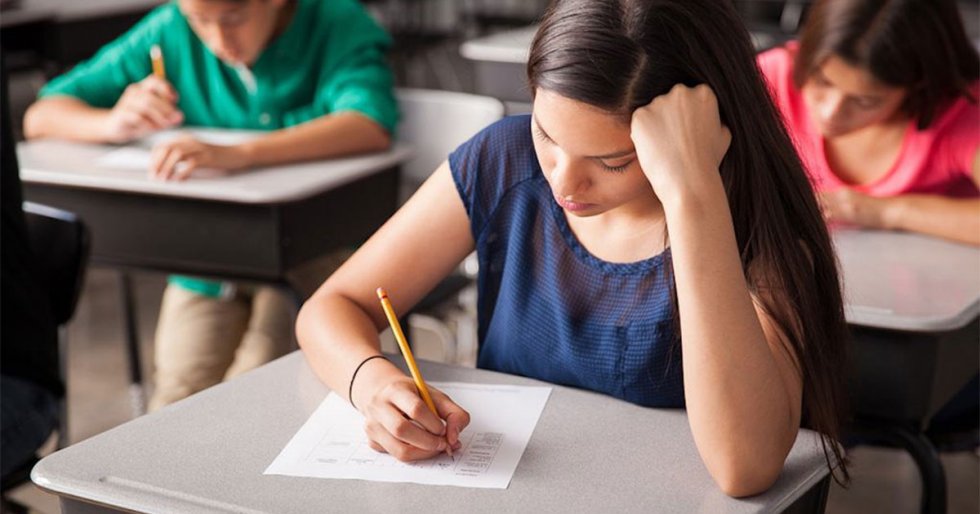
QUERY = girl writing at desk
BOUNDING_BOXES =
[757,0,980,245]
[24,0,398,411]
[298,0,850,497]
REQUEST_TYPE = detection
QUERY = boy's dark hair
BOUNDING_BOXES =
[794,0,980,129]
[528,0,851,485]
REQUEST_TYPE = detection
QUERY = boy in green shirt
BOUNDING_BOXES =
[24,0,398,410]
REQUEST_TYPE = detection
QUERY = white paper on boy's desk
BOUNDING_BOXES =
[264,382,552,489]
[96,147,154,170]
[96,130,259,170]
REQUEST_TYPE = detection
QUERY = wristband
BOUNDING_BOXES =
[348,355,387,409]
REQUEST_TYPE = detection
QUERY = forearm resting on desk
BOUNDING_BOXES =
[148,112,392,180]
[238,111,390,169]
[881,195,980,246]
[23,97,114,143]
[297,292,396,404]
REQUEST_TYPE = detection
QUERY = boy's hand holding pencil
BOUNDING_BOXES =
[102,44,183,143]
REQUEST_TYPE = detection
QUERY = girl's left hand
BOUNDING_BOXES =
[630,84,731,206]
[149,136,251,181]
[819,189,887,228]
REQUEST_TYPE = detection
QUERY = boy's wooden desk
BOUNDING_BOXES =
[33,352,834,514]
[17,132,411,413]
[834,228,980,514]
[18,134,409,282]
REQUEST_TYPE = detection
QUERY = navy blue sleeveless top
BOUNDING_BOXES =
[449,115,684,408]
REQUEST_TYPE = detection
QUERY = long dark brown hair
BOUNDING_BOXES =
[527,0,850,483]
[795,0,980,129]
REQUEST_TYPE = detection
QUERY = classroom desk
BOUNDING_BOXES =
[18,132,411,413]
[33,352,834,514]
[459,26,536,104]
[18,132,410,284]
[0,1,55,30]
[1,0,164,72]
[459,24,782,106]
[834,227,980,514]
[0,0,162,27]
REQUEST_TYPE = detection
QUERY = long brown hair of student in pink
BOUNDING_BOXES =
[794,0,979,129]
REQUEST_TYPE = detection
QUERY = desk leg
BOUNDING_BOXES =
[117,272,146,416]
[852,422,946,514]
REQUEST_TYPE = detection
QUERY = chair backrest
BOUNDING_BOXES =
[22,202,90,325]
[395,88,505,197]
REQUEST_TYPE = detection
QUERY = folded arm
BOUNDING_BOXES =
[821,150,980,245]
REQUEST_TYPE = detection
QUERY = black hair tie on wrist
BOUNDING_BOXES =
[348,355,387,409]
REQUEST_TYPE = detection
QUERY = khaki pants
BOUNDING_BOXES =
[149,284,294,411]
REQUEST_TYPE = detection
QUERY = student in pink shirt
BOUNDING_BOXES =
[757,0,979,245]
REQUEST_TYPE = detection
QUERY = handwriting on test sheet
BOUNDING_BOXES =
[265,383,551,489]
[314,429,503,476]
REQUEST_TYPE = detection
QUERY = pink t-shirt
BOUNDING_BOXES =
[757,42,980,198]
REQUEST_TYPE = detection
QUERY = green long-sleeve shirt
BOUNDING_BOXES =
[41,0,398,133]
[41,0,398,297]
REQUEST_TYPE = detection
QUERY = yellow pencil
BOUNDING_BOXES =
[376,287,451,456]
[150,44,165,80]
[377,287,438,412]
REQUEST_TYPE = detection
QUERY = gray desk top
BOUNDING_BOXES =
[0,3,54,28]
[835,228,980,332]
[459,25,779,64]
[0,0,163,27]
[460,26,537,64]
[18,132,412,204]
[34,352,831,514]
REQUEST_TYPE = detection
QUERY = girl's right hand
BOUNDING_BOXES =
[357,374,470,461]
[103,75,183,143]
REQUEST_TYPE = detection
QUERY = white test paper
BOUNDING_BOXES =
[96,147,154,170]
[95,130,259,170]
[264,382,552,489]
